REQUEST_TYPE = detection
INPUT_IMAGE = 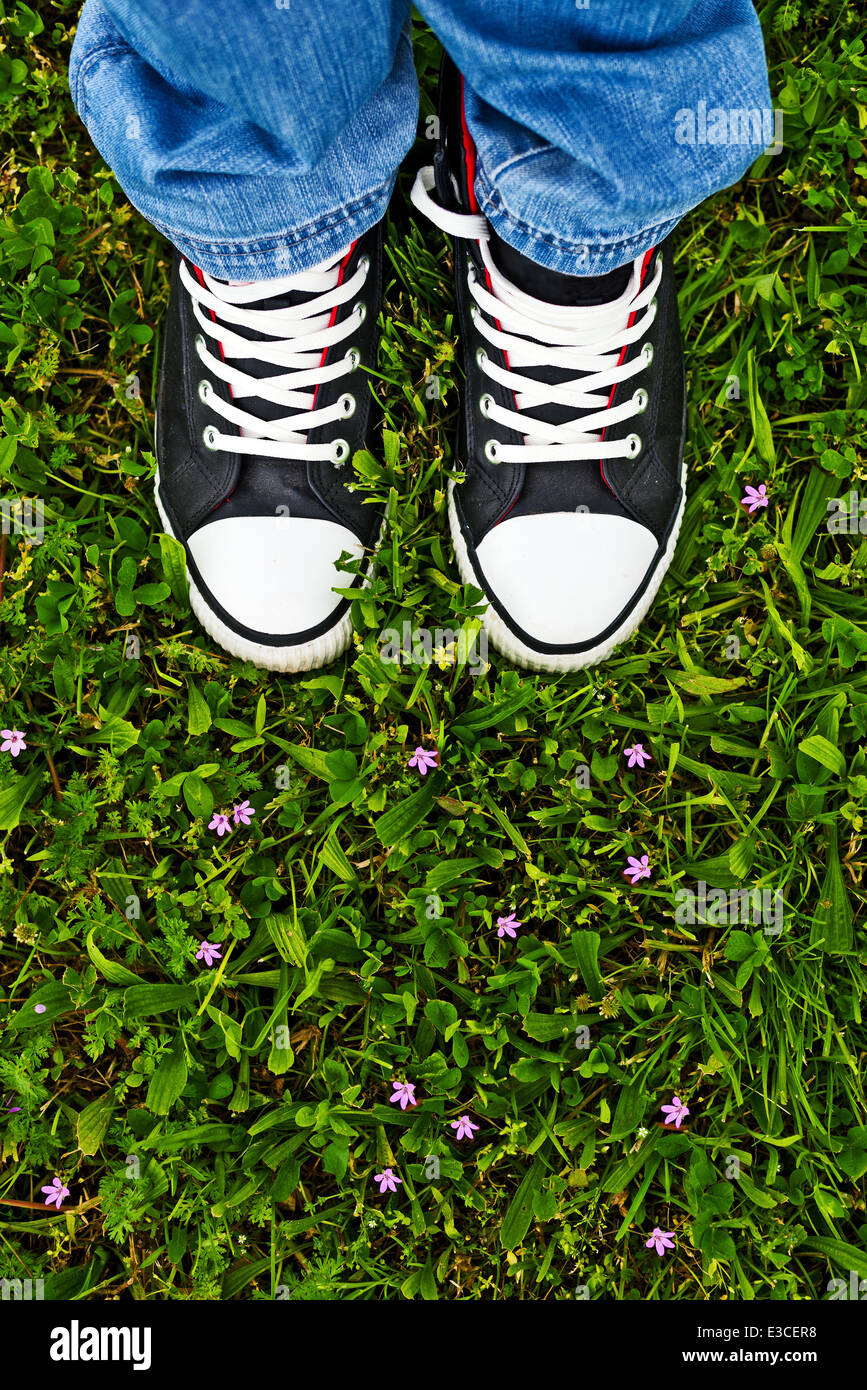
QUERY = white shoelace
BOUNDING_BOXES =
[179,250,370,466]
[410,166,661,465]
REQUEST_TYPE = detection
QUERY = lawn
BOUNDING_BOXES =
[0,0,866,1303]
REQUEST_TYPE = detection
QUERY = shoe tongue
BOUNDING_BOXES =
[487,226,632,306]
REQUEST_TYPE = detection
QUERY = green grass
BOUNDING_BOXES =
[0,0,866,1301]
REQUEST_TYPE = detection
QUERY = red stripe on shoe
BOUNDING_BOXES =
[312,239,356,410]
[598,245,656,495]
[193,263,229,378]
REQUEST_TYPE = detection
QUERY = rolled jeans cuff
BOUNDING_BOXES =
[476,159,684,274]
[130,176,398,279]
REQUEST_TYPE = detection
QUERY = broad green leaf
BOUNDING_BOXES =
[800,1237,867,1281]
[533,1188,557,1222]
[52,653,75,703]
[451,688,534,736]
[572,930,604,1002]
[186,679,212,736]
[523,1013,570,1043]
[86,930,141,986]
[265,912,307,968]
[322,1136,350,1182]
[272,1153,301,1200]
[797,734,845,777]
[268,963,294,1074]
[294,958,334,1008]
[77,1092,115,1156]
[419,1258,438,1301]
[206,1005,242,1060]
[158,531,189,606]
[728,835,757,880]
[183,771,214,820]
[601,1133,660,1193]
[810,826,853,953]
[154,1123,234,1152]
[167,1227,188,1264]
[791,467,834,561]
[424,999,458,1034]
[610,1081,647,1142]
[746,348,776,464]
[375,772,442,845]
[425,857,483,892]
[324,750,357,781]
[134,582,170,607]
[284,743,331,780]
[837,1145,867,1181]
[737,1171,784,1208]
[92,707,139,754]
[500,1156,546,1251]
[254,693,266,734]
[319,828,357,881]
[483,796,531,857]
[0,771,41,829]
[8,981,74,1029]
[146,1034,188,1115]
[300,674,344,699]
[214,718,255,739]
[671,671,747,697]
[123,983,197,1020]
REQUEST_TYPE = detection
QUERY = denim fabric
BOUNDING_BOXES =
[69,0,772,278]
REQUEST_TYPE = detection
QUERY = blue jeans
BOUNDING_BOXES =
[69,0,772,279]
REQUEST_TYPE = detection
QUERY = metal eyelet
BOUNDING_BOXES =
[346,347,361,370]
[650,296,659,313]
[480,394,494,418]
[355,302,367,326]
[641,342,654,366]
[484,439,501,465]
[625,433,643,459]
[358,255,371,276]
[338,393,356,419]
[331,438,350,466]
[198,379,212,405]
[202,425,220,451]
[469,304,480,325]
[194,333,206,358]
[633,388,649,414]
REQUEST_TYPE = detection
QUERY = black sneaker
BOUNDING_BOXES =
[154,224,384,672]
[410,57,687,673]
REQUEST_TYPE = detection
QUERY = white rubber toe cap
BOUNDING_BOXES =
[187,516,364,637]
[474,511,658,647]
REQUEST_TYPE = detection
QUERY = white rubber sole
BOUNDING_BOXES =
[447,458,687,674]
[154,471,376,673]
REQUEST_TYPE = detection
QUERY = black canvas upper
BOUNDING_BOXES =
[430,52,688,648]
[155,222,385,635]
